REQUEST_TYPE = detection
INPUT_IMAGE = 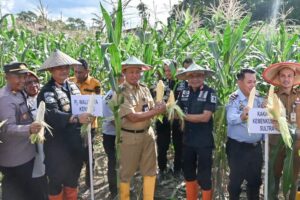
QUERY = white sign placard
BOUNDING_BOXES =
[71,95,103,117]
[248,108,280,134]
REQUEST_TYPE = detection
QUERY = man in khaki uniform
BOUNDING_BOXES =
[118,56,166,200]
[263,62,300,200]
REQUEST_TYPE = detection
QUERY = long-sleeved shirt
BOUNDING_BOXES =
[226,88,264,143]
[0,85,35,167]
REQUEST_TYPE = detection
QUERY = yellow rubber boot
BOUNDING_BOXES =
[143,176,156,200]
[48,190,63,200]
[296,191,300,200]
[120,182,130,200]
[185,180,198,200]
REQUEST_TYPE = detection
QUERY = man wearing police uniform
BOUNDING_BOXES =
[0,62,47,200]
[117,56,166,200]
[263,62,300,200]
[69,58,101,187]
[176,63,217,200]
[226,69,264,200]
[155,59,183,180]
[37,50,94,200]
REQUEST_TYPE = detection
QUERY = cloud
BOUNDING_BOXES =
[3,0,179,28]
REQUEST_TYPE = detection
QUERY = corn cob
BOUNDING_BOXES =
[156,80,165,102]
[166,90,185,130]
[29,101,52,144]
[266,85,292,148]
[247,87,256,109]
[81,94,96,137]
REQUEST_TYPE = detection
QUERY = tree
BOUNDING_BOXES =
[17,11,38,23]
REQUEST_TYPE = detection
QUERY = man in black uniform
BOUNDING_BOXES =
[176,63,216,200]
[155,60,183,180]
[38,50,94,200]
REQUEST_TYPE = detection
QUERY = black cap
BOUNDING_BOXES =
[4,62,30,74]
[77,59,88,69]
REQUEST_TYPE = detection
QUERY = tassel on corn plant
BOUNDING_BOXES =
[30,101,52,144]
[266,85,292,148]
[166,90,185,130]
[81,94,96,137]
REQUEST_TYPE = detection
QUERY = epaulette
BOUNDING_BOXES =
[139,82,147,87]
[229,92,238,101]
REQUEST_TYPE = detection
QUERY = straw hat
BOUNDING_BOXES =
[176,63,214,80]
[39,49,81,71]
[121,56,151,71]
[262,62,300,86]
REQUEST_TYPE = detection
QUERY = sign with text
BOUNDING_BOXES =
[248,108,279,134]
[71,95,103,117]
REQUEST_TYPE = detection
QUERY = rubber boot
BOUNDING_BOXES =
[296,192,300,200]
[120,182,130,200]
[185,180,198,200]
[48,190,63,200]
[143,176,156,200]
[63,187,77,200]
[202,189,212,200]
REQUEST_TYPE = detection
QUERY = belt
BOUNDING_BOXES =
[228,137,261,148]
[121,127,148,133]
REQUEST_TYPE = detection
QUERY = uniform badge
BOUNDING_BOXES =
[211,94,217,103]
[182,90,190,98]
[142,104,149,112]
[197,91,208,102]
[239,101,244,111]
[22,113,29,120]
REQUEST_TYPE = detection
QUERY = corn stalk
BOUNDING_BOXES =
[100,0,123,197]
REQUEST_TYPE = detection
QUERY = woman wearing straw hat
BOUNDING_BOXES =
[263,62,300,200]
[176,63,217,200]
[37,50,94,200]
[117,56,166,200]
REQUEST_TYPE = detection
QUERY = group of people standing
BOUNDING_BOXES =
[0,48,300,200]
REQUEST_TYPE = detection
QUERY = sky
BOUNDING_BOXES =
[1,0,179,28]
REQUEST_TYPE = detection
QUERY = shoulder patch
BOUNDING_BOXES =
[44,92,56,104]
[229,92,238,101]
[211,93,217,103]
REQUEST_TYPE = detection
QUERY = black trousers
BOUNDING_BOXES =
[156,119,183,172]
[0,158,48,200]
[182,145,213,190]
[103,134,117,194]
[226,138,263,200]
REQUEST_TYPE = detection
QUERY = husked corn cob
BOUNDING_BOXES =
[166,90,185,130]
[266,85,292,148]
[247,87,256,109]
[156,80,165,102]
[30,101,52,144]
